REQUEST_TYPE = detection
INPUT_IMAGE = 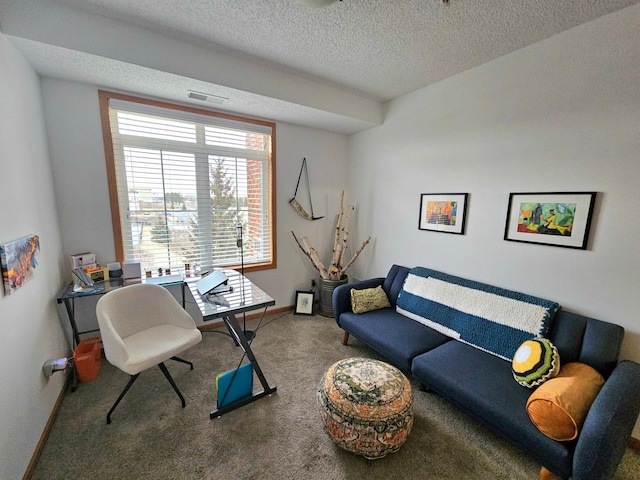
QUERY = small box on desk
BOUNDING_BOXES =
[70,252,96,270]
[87,267,109,283]
[107,262,123,278]
[122,261,141,279]
[70,252,97,283]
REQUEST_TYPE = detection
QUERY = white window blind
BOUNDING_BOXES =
[104,96,274,272]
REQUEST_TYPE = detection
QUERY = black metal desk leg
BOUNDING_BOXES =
[62,298,80,392]
[224,314,272,391]
[209,312,277,418]
[63,298,81,347]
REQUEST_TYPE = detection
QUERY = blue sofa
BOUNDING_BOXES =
[333,264,640,480]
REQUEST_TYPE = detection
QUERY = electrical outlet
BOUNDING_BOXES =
[43,357,68,377]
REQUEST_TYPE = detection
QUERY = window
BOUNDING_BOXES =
[99,91,276,272]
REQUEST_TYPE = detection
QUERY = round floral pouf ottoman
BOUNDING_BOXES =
[317,357,413,460]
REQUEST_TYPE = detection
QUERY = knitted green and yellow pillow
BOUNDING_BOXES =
[512,338,560,388]
[350,286,391,314]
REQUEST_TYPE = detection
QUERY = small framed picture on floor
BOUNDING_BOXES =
[294,291,315,316]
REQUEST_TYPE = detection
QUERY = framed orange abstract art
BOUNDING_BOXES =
[419,193,468,235]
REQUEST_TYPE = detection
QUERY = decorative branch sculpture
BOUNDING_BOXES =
[292,191,371,281]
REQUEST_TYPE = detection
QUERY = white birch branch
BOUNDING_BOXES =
[302,237,330,279]
[291,230,329,279]
[292,191,370,281]
[337,205,354,268]
[331,191,345,268]
[341,236,372,276]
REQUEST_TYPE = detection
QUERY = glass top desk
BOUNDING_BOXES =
[57,269,277,413]
[183,269,277,418]
[56,274,184,391]
[183,269,274,321]
[57,274,185,347]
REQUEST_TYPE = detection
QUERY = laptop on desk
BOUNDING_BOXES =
[196,270,230,296]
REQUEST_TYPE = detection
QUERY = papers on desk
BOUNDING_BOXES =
[66,285,105,297]
[205,293,230,307]
[216,363,253,408]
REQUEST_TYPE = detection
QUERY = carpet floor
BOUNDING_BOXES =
[32,312,640,479]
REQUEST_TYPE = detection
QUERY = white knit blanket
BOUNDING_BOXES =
[396,267,559,361]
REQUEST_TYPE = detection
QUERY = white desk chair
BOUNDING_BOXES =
[96,283,202,424]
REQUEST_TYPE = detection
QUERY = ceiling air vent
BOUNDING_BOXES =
[187,90,228,104]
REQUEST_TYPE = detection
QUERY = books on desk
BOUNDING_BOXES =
[216,363,253,408]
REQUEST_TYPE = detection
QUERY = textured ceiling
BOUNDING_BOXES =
[2,0,639,133]
[46,0,640,100]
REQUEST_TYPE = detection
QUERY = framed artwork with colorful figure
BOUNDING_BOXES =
[504,192,597,249]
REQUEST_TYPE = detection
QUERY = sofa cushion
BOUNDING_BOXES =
[526,362,604,441]
[547,309,624,379]
[350,286,391,314]
[338,309,451,373]
[512,338,560,388]
[397,267,559,361]
[381,265,410,306]
[411,341,573,478]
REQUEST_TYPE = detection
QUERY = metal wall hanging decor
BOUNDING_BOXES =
[289,158,324,221]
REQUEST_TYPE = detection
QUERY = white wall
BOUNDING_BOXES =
[5,6,639,476]
[41,78,350,328]
[250,121,352,306]
[348,5,640,437]
[0,60,348,479]
[0,35,68,480]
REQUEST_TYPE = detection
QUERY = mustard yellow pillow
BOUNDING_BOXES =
[526,362,604,441]
[350,286,391,314]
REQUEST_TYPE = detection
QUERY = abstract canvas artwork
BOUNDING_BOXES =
[0,234,41,295]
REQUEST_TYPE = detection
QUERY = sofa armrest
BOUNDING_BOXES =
[332,277,385,324]
[571,360,640,480]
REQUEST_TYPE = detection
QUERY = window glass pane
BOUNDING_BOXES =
[117,112,196,143]
[102,93,274,273]
[205,126,248,149]
[121,147,198,269]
